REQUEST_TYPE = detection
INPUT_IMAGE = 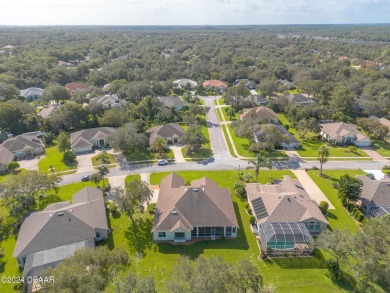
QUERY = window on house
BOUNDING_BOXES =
[158,232,166,238]
[96,232,100,238]
[226,226,232,236]
[232,227,236,234]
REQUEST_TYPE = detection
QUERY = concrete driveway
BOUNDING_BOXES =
[361,147,387,161]
[170,145,186,162]
[292,170,335,209]
[18,157,40,170]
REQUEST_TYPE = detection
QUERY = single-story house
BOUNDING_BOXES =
[0,132,45,162]
[153,174,239,243]
[13,187,108,292]
[19,87,44,101]
[39,105,60,119]
[242,95,270,106]
[173,79,197,90]
[240,106,279,123]
[276,79,295,90]
[356,175,390,218]
[285,94,317,106]
[378,118,390,140]
[158,96,188,111]
[254,124,299,149]
[0,146,14,172]
[89,94,127,109]
[71,127,117,154]
[65,82,89,91]
[202,80,228,92]
[320,121,371,147]
[246,175,328,252]
[235,79,256,90]
[147,123,185,145]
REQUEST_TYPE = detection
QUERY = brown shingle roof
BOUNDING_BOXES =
[1,133,44,153]
[147,123,185,145]
[39,105,60,119]
[153,174,238,232]
[379,118,390,133]
[240,106,278,121]
[13,187,108,258]
[320,122,369,141]
[65,82,89,91]
[246,176,328,226]
[0,146,14,165]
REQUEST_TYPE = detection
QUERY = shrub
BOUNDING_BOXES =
[383,165,390,170]
[106,202,118,215]
[319,201,329,214]
[7,161,20,173]
[234,180,247,198]
[326,260,341,281]
[284,124,289,130]
[331,181,339,189]
[63,150,76,163]
[356,212,365,222]
[249,215,256,225]
[247,208,253,215]
[245,203,249,209]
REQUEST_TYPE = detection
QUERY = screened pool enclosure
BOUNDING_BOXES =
[259,222,313,255]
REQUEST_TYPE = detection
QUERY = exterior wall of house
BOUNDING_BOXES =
[355,139,371,147]
[0,163,8,172]
[95,228,108,241]
[301,218,327,235]
[281,142,300,149]
[153,229,191,242]
[73,146,93,154]
[33,147,45,156]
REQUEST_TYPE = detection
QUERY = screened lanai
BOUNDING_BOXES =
[259,222,312,254]
[369,206,390,218]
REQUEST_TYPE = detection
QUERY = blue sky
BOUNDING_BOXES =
[1,0,389,25]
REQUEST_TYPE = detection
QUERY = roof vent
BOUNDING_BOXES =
[58,212,64,216]
[287,198,291,202]
[172,210,177,215]
[193,188,199,192]
[70,209,73,213]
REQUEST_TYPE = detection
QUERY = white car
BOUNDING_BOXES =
[157,159,169,166]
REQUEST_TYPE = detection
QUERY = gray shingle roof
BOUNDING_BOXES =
[357,175,390,208]
[158,96,188,110]
[240,106,278,121]
[153,174,238,232]
[71,127,117,149]
[286,94,317,104]
[147,123,185,145]
[13,187,108,258]
[39,105,60,119]
[0,146,15,165]
[1,133,44,153]
[19,87,43,98]
[90,94,127,108]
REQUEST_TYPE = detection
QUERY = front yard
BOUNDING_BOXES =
[125,148,174,162]
[227,124,287,158]
[371,140,390,157]
[38,144,78,173]
[181,123,213,159]
[91,152,116,166]
[102,170,356,293]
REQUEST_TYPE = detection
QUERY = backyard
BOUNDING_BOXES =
[102,170,358,293]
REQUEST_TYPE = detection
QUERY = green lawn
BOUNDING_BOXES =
[91,153,116,166]
[102,170,354,293]
[181,124,213,159]
[38,145,78,173]
[227,124,287,158]
[125,174,141,184]
[307,170,364,232]
[216,105,224,121]
[222,125,238,158]
[372,140,390,157]
[221,106,239,121]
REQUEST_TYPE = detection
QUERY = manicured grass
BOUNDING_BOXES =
[91,153,116,166]
[227,124,287,158]
[216,105,224,121]
[222,125,238,158]
[307,170,364,233]
[372,140,390,157]
[38,145,77,173]
[181,124,213,159]
[125,174,141,184]
[103,170,353,293]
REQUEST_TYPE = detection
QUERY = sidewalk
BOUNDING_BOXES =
[292,170,335,209]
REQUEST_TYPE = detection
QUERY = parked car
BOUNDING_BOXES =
[81,175,90,181]
[157,159,169,166]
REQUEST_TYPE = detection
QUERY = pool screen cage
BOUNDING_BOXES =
[369,206,390,218]
[259,222,313,256]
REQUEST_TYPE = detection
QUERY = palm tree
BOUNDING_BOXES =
[97,164,109,187]
[318,144,330,176]
[150,138,168,157]
[247,153,272,182]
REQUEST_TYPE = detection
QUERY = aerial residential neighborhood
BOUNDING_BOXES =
[0,14,389,293]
